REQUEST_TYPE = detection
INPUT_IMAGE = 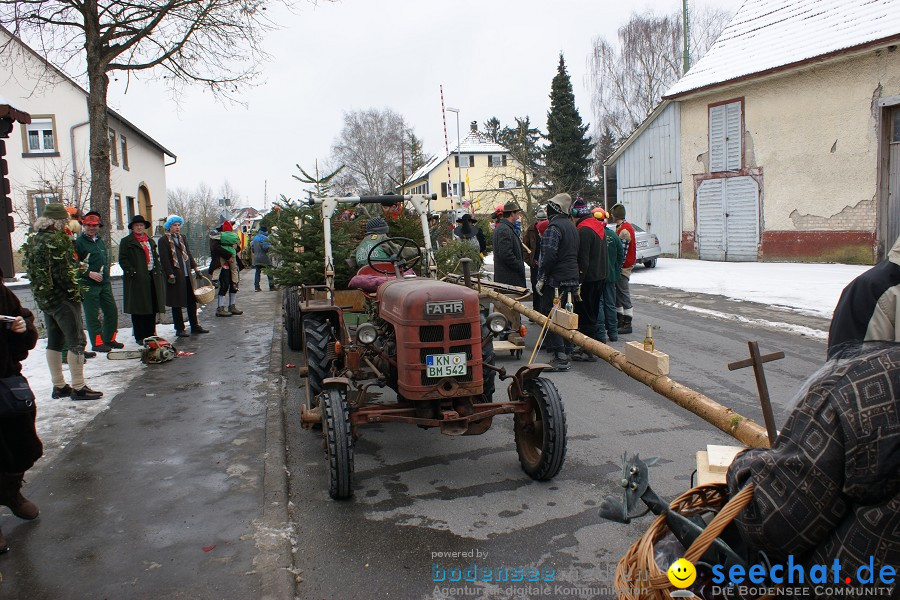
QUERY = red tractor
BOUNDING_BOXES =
[285,194,567,499]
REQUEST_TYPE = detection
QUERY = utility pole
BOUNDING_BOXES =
[682,0,691,74]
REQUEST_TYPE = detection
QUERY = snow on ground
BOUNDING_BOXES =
[631,258,868,318]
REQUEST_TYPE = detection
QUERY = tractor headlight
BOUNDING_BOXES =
[487,312,508,334]
[356,323,378,345]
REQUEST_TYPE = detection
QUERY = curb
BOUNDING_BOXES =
[258,295,297,599]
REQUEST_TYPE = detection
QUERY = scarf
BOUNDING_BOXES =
[165,233,190,271]
[133,232,152,268]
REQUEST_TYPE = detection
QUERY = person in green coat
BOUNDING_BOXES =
[118,215,165,344]
[75,211,121,352]
[597,208,624,343]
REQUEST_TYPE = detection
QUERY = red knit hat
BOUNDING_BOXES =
[220,221,233,232]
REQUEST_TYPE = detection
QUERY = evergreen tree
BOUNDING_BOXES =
[498,116,546,225]
[293,160,344,201]
[545,54,595,196]
[483,117,502,143]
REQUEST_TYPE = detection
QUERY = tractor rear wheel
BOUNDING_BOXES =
[284,286,302,351]
[321,387,353,499]
[514,377,567,480]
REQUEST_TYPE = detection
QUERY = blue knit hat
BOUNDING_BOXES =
[366,216,389,234]
[572,198,590,217]
[164,215,184,230]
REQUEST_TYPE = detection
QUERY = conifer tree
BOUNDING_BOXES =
[545,54,595,196]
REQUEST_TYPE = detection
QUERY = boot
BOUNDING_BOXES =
[548,353,571,372]
[192,325,210,334]
[617,313,625,329]
[52,384,72,399]
[216,306,232,317]
[71,386,103,401]
[0,472,39,520]
[619,315,633,335]
[229,304,243,315]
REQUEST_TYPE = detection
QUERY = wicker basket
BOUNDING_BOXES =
[193,275,216,305]
[614,483,756,600]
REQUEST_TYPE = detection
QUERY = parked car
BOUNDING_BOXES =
[632,224,661,268]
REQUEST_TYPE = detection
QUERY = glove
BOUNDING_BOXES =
[167,274,176,284]
[574,285,583,302]
[535,279,545,296]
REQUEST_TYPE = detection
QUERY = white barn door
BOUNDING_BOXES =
[697,177,759,261]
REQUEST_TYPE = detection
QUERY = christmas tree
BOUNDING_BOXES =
[545,54,595,196]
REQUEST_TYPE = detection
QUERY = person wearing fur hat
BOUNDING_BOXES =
[492,201,526,288]
[523,207,548,298]
[610,203,636,334]
[74,211,122,352]
[570,200,608,360]
[536,193,581,371]
[158,215,209,335]
[354,216,418,266]
[209,220,243,317]
[22,203,103,401]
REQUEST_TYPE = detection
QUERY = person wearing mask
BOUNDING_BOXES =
[535,193,580,372]
[491,201,526,288]
[0,268,43,552]
[827,235,900,359]
[611,203,636,334]
[22,203,103,401]
[570,200,608,361]
[210,221,243,317]
[119,215,166,345]
[251,226,275,292]
[158,215,208,337]
[74,211,122,353]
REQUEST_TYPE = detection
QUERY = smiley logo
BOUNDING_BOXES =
[667,558,696,588]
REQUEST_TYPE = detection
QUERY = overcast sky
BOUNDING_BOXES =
[105,0,743,210]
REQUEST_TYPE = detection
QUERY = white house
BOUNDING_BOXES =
[0,25,175,247]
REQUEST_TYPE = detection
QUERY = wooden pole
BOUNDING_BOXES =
[483,289,771,448]
[728,342,784,446]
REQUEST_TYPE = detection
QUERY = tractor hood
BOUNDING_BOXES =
[377,279,481,324]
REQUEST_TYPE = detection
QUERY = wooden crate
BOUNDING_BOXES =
[550,306,579,330]
[624,341,669,376]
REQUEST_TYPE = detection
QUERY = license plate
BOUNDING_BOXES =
[636,240,648,248]
[425,352,467,378]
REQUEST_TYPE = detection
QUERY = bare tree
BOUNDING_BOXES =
[588,6,732,143]
[482,116,547,226]
[167,182,219,231]
[330,108,416,195]
[0,0,302,249]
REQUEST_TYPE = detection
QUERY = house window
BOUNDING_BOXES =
[892,109,900,142]
[488,155,507,167]
[708,99,742,172]
[125,195,135,222]
[114,194,124,230]
[22,117,57,155]
[498,179,518,189]
[109,128,118,165]
[120,135,129,170]
[440,182,466,197]
[28,190,60,219]
[454,155,474,168]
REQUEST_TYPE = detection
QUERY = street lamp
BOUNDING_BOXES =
[446,107,463,209]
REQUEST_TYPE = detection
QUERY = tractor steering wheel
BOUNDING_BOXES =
[367,237,422,276]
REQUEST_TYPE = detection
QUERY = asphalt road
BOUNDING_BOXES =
[283,285,828,600]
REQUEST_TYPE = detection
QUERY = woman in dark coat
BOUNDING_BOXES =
[118,215,165,344]
[157,215,207,337]
[492,202,527,288]
[0,267,42,552]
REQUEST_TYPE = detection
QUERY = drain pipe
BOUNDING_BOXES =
[69,120,89,205]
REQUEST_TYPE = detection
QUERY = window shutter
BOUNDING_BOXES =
[725,102,742,171]
[461,182,465,196]
[498,181,505,189]
[709,105,726,172]
[502,155,507,166]
[441,182,448,198]
[454,155,459,168]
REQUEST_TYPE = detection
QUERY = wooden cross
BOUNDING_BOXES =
[727,342,784,446]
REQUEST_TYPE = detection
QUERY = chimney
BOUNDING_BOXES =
[470,121,478,133]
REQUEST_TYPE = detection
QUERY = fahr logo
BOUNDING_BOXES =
[425,301,464,316]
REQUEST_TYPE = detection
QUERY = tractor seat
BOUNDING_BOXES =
[348,263,414,294]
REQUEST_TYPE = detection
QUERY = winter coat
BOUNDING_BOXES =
[576,216,608,283]
[827,236,900,359]
[727,343,900,591]
[251,232,272,266]
[492,219,526,288]
[523,221,545,269]
[0,280,42,473]
[539,214,579,289]
[158,233,199,309]
[118,233,165,316]
[605,226,624,284]
[616,220,636,272]
[75,233,110,285]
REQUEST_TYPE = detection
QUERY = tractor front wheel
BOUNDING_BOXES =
[284,287,302,351]
[514,377,567,481]
[322,387,354,499]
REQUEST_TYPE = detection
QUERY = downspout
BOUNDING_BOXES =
[70,120,89,204]
[165,154,177,167]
